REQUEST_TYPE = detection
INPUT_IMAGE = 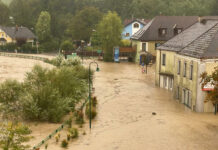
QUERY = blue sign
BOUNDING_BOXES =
[114,47,119,62]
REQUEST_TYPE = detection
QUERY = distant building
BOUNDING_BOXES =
[156,17,218,112]
[131,16,198,63]
[122,19,149,40]
[0,26,36,45]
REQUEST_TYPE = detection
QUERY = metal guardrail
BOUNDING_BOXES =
[0,52,49,62]
[33,123,65,150]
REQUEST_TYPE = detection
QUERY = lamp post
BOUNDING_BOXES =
[88,61,100,130]
[81,40,85,63]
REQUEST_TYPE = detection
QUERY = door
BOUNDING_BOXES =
[142,43,146,51]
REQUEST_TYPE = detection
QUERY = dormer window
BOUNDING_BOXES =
[174,28,182,35]
[133,23,139,28]
[159,28,167,36]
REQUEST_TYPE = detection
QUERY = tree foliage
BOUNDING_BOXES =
[0,60,90,123]
[0,80,24,120]
[69,7,102,42]
[35,11,51,42]
[97,11,123,61]
[0,1,10,25]
[200,66,218,104]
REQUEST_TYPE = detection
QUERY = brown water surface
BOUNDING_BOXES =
[72,61,218,150]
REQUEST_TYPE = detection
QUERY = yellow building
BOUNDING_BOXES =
[0,26,36,45]
[131,16,198,63]
[157,18,218,112]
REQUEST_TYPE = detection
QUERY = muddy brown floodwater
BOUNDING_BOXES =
[72,61,218,150]
[1,56,218,150]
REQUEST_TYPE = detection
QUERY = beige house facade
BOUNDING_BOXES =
[156,18,218,112]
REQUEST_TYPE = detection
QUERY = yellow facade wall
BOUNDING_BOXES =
[155,49,176,86]
[174,55,199,111]
[0,30,13,43]
[132,40,164,63]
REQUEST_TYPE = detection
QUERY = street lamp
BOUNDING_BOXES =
[88,61,100,130]
[81,40,85,63]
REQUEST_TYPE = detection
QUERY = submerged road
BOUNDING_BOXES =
[73,62,218,150]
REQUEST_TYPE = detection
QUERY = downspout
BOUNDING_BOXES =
[159,50,162,86]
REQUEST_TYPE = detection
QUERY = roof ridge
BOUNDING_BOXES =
[179,22,218,54]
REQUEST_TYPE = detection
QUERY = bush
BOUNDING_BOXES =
[61,40,74,51]
[0,79,24,119]
[85,104,97,119]
[120,39,131,47]
[65,117,73,128]
[74,110,84,125]
[85,46,93,51]
[40,39,59,52]
[0,43,17,52]
[20,43,37,53]
[0,62,90,123]
[60,56,82,67]
[69,128,78,139]
[61,139,68,148]
[92,96,98,107]
[47,54,65,67]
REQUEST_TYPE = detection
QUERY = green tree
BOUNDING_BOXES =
[211,0,218,15]
[0,1,10,25]
[35,11,51,42]
[200,66,218,104]
[70,7,103,42]
[97,11,123,61]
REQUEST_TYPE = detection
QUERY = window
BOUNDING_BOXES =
[162,54,166,66]
[142,43,146,51]
[183,62,187,77]
[177,60,181,75]
[125,33,130,37]
[155,43,161,50]
[133,23,139,28]
[174,28,182,35]
[190,64,193,80]
[163,76,167,88]
[159,28,167,36]
[169,78,173,89]
[177,86,180,99]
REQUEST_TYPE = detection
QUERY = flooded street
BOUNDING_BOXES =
[73,61,218,150]
[0,56,218,150]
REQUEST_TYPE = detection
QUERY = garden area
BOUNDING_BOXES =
[0,55,98,150]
